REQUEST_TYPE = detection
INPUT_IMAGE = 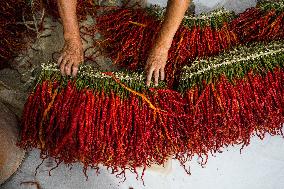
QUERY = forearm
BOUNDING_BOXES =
[57,0,80,40]
[155,0,191,49]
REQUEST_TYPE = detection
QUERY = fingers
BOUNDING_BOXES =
[146,66,165,86]
[145,47,168,86]
[65,61,72,76]
[57,55,63,66]
[146,67,154,86]
[60,57,68,76]
[154,69,159,86]
[72,65,79,78]
[57,38,84,77]
[58,52,82,77]
[160,67,165,81]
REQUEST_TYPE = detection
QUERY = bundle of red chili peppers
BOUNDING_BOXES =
[18,40,284,179]
[95,1,284,87]
[0,0,39,68]
[96,5,238,87]
[178,41,284,156]
[231,0,284,43]
[15,0,284,181]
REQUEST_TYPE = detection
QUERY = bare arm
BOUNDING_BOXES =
[146,0,190,86]
[57,0,83,77]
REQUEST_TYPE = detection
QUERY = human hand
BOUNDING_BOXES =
[57,38,84,77]
[145,45,169,86]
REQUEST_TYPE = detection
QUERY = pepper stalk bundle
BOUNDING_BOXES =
[95,5,238,87]
[18,41,284,179]
[18,63,191,178]
[178,41,284,153]
[231,0,284,43]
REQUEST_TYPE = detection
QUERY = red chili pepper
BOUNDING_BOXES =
[56,90,87,154]
[21,91,37,142]
[81,90,93,154]
[46,89,64,145]
[29,84,43,143]
[85,90,95,155]
[40,80,48,110]
[212,29,220,54]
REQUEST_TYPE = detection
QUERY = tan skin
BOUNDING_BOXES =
[57,0,190,86]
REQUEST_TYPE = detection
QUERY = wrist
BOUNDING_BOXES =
[63,31,81,42]
[153,37,173,52]
[64,35,82,46]
[155,33,174,50]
